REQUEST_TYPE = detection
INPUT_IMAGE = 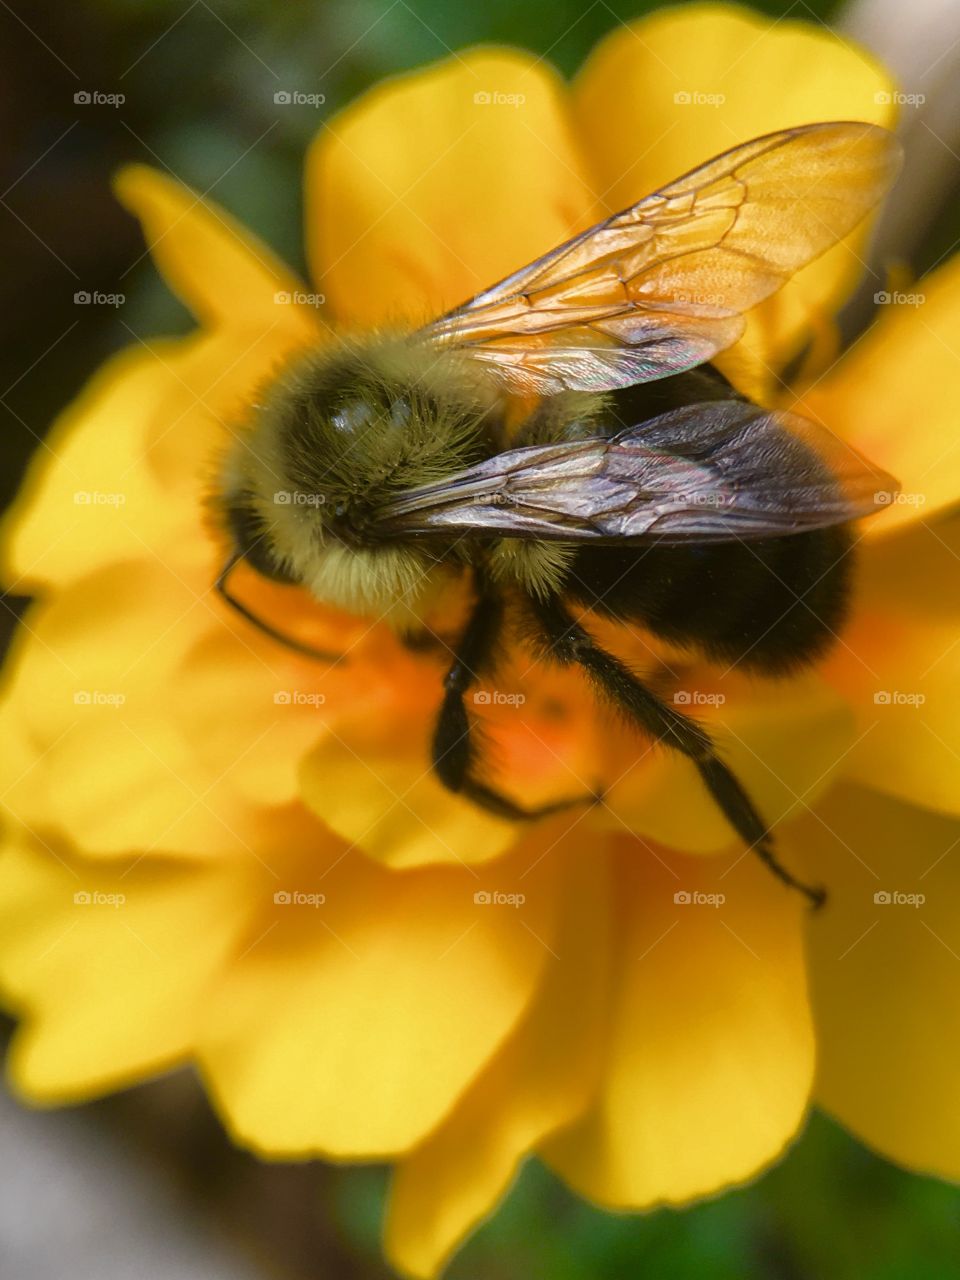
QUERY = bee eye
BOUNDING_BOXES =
[331,400,373,434]
[390,396,412,427]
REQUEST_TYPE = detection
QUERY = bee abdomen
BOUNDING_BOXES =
[567,526,853,675]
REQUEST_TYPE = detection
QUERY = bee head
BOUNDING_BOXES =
[225,334,495,621]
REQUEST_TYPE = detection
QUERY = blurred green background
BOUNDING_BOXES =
[2,0,960,1277]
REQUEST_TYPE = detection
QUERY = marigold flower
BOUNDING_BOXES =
[3,5,960,1277]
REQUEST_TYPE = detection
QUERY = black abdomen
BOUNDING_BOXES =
[563,367,853,675]
[567,528,852,675]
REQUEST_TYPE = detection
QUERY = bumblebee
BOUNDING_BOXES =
[216,122,902,906]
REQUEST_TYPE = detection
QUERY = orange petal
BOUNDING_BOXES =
[306,49,597,327]
[300,660,519,868]
[172,626,344,811]
[543,837,814,1206]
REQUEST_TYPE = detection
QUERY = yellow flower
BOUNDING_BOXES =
[2,4,960,1276]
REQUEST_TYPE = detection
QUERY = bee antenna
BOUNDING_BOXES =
[215,554,345,666]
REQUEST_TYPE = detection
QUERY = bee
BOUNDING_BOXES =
[217,122,902,906]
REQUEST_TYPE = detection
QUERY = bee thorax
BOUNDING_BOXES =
[305,542,459,629]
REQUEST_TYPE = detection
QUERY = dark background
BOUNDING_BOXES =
[2,0,960,1276]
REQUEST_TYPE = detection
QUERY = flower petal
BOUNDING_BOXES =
[2,326,302,592]
[114,165,319,337]
[784,783,960,1178]
[798,253,960,534]
[301,739,518,869]
[543,838,814,1207]
[1,563,269,856]
[173,626,344,811]
[573,4,896,382]
[601,670,853,855]
[198,836,563,1158]
[384,840,613,1278]
[0,834,253,1101]
[306,49,597,327]
[822,515,960,816]
[2,341,209,591]
[300,669,521,868]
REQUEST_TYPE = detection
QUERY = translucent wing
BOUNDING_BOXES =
[371,401,899,543]
[420,122,901,395]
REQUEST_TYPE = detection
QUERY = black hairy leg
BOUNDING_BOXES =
[432,583,599,820]
[528,594,826,909]
[215,554,344,663]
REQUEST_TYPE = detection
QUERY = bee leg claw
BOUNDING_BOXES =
[456,778,596,822]
[752,837,827,909]
[430,583,599,823]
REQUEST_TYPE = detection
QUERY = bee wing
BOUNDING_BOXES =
[420,122,901,395]
[371,401,899,543]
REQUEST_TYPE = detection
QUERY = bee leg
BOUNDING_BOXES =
[399,627,453,656]
[530,594,826,910]
[432,589,599,821]
[215,554,344,664]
